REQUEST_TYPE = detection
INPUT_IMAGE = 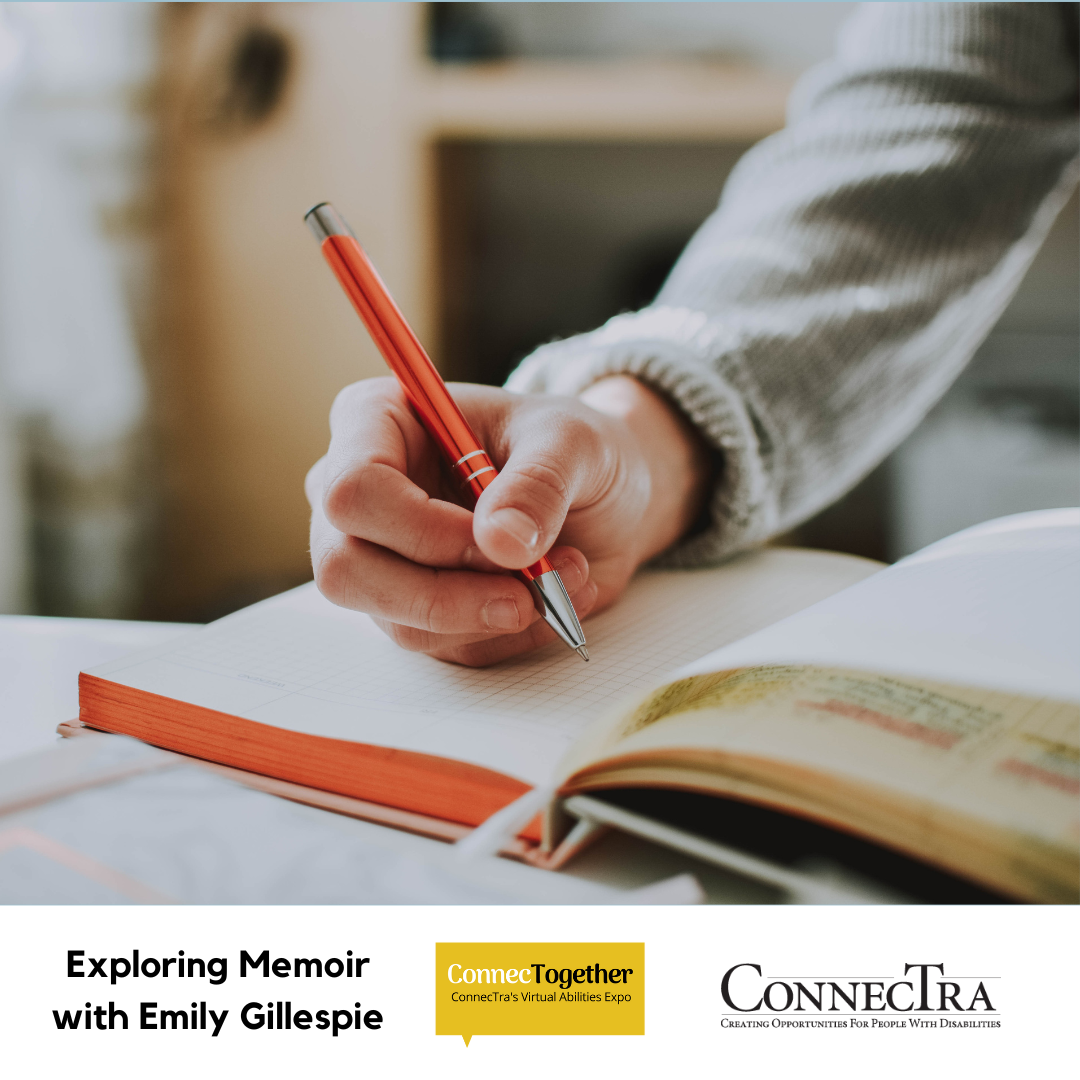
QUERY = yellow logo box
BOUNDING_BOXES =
[436,942,644,1044]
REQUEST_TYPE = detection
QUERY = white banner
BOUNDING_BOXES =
[2,905,1075,1077]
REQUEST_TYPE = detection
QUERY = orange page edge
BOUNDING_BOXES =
[78,673,543,843]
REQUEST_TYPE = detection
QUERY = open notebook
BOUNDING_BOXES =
[78,511,1079,902]
[79,548,874,829]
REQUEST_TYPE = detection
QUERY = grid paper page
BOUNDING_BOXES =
[90,549,878,784]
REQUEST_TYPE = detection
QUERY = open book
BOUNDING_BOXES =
[78,510,1079,903]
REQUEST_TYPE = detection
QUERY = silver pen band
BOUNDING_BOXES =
[455,450,487,467]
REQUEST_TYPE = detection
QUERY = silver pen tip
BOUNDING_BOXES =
[576,645,590,662]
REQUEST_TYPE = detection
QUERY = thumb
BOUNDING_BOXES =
[472,421,594,569]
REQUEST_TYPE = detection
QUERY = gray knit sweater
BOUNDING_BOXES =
[504,3,1079,566]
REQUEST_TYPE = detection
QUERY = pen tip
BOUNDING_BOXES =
[576,646,590,662]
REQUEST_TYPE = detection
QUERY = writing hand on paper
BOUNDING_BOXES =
[306,375,711,666]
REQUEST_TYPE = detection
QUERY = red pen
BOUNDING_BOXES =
[305,202,588,661]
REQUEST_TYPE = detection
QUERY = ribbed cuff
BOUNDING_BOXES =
[504,306,779,566]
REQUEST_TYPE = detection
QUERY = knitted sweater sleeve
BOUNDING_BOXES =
[503,2,1080,566]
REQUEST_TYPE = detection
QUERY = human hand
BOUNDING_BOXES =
[306,375,711,666]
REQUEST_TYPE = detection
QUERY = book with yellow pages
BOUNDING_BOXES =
[77,509,1079,903]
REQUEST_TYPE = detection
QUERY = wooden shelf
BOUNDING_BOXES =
[418,60,793,141]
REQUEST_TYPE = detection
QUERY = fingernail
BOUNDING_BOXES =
[482,597,520,631]
[462,545,480,567]
[490,507,540,551]
[552,557,584,593]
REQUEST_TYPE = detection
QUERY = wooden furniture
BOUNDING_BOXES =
[152,2,791,621]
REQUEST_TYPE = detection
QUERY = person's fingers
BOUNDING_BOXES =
[311,433,595,645]
[319,379,500,571]
[377,548,589,648]
[373,549,599,666]
[324,456,497,570]
[312,504,557,635]
[471,408,612,569]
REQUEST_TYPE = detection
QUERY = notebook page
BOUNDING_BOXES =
[677,509,1080,703]
[86,548,878,785]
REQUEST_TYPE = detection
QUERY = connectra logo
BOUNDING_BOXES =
[435,943,644,1045]
[718,963,1000,1029]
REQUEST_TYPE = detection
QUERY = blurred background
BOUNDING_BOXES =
[0,2,1075,625]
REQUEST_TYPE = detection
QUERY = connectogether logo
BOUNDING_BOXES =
[435,943,644,1045]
